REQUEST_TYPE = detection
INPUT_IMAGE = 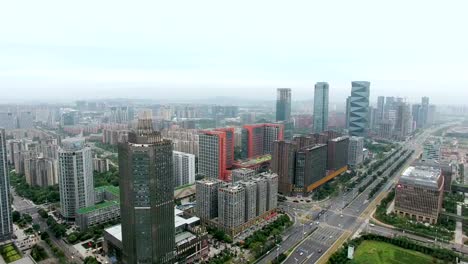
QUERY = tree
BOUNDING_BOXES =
[12,211,20,222]
[33,224,40,232]
[38,209,48,219]
[84,256,100,264]
[31,245,48,261]
[23,213,33,223]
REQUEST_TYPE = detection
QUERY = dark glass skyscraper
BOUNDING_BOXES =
[276,88,291,122]
[119,112,175,264]
[0,129,12,242]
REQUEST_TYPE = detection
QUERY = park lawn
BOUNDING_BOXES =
[354,241,445,264]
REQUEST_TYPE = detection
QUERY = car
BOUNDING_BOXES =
[299,252,303,256]
[318,249,322,253]
[369,223,375,227]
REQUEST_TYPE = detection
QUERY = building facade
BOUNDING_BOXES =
[218,185,245,231]
[195,179,223,221]
[348,81,370,137]
[394,166,444,224]
[327,136,350,171]
[313,82,329,133]
[0,129,12,242]
[271,140,297,195]
[118,113,175,264]
[348,136,364,167]
[198,131,227,181]
[173,151,195,188]
[276,88,291,122]
[242,123,284,159]
[58,138,94,220]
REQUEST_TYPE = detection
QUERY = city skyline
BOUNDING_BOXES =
[1,1,468,104]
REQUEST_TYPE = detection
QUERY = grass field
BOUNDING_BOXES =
[353,241,445,264]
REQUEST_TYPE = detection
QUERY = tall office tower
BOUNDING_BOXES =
[109,106,134,124]
[384,96,395,116]
[348,81,370,137]
[427,105,436,126]
[241,124,284,159]
[368,107,378,131]
[378,120,394,139]
[262,172,278,211]
[172,151,195,188]
[18,111,34,129]
[313,82,329,133]
[412,104,422,128]
[198,131,227,181]
[377,96,385,121]
[238,181,257,222]
[348,136,364,167]
[196,179,223,220]
[394,103,412,140]
[218,185,245,231]
[327,136,350,171]
[0,129,13,242]
[119,112,175,264]
[58,138,94,220]
[345,96,351,129]
[419,96,430,127]
[60,110,79,126]
[394,165,444,224]
[294,144,327,194]
[272,141,297,195]
[276,88,292,122]
[214,127,235,169]
[0,112,16,129]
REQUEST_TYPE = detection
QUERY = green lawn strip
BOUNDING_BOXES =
[354,241,443,264]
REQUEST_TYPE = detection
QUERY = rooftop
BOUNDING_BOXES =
[400,165,441,188]
[235,154,271,166]
[77,200,120,214]
[95,185,120,197]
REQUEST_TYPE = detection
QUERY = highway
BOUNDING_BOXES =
[274,128,434,264]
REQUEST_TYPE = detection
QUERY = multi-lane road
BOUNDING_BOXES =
[259,128,436,264]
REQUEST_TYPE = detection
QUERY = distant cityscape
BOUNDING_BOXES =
[0,83,468,264]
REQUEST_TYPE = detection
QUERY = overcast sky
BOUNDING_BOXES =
[1,0,467,104]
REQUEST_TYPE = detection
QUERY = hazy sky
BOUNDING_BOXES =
[1,0,467,104]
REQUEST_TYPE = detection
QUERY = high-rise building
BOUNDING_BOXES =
[241,123,284,159]
[18,111,34,129]
[173,151,195,188]
[420,97,430,127]
[198,131,227,181]
[0,112,16,130]
[345,96,351,129]
[196,179,223,221]
[252,177,267,216]
[294,144,327,194]
[412,104,422,128]
[271,141,297,195]
[0,129,13,242]
[348,137,364,167]
[119,113,175,264]
[58,138,94,220]
[109,106,134,124]
[262,172,278,211]
[214,127,235,169]
[25,157,57,187]
[327,136,349,171]
[394,102,412,140]
[238,181,257,222]
[313,82,329,133]
[218,185,245,231]
[377,96,385,121]
[231,168,256,183]
[276,88,291,122]
[348,81,370,137]
[394,165,444,224]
